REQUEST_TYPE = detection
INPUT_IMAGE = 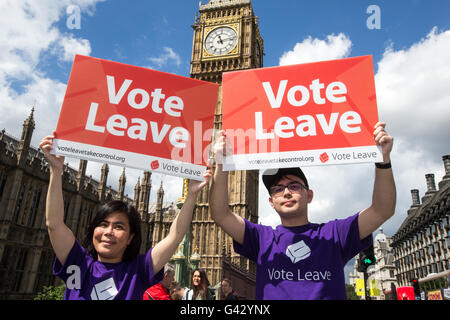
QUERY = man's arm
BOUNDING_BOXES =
[359,122,396,240]
[209,131,246,245]
[151,174,210,275]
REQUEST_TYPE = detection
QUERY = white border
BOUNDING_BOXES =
[222,145,383,171]
[51,139,206,181]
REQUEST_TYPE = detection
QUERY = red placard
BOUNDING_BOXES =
[221,55,382,170]
[53,55,218,180]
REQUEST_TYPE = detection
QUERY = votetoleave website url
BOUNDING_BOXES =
[248,156,314,165]
[57,146,126,164]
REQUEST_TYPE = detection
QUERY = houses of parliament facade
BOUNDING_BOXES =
[0,0,262,299]
[0,108,182,299]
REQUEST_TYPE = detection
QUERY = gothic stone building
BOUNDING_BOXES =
[391,155,450,286]
[0,109,178,299]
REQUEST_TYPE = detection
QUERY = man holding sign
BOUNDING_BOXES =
[209,56,396,300]
[210,123,395,300]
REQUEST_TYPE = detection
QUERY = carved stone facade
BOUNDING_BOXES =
[391,155,450,286]
[0,109,177,299]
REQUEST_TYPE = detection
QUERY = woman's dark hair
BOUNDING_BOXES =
[82,200,141,262]
[192,268,211,300]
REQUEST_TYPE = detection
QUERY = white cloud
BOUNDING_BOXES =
[0,0,103,144]
[147,47,182,69]
[57,35,92,62]
[0,1,58,83]
[18,74,67,137]
[375,27,450,158]
[0,0,186,210]
[373,27,450,234]
[279,33,352,66]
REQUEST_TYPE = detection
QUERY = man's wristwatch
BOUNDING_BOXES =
[375,162,391,169]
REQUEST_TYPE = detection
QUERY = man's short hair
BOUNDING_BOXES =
[164,263,175,276]
[170,281,181,291]
[262,167,309,193]
[222,278,232,286]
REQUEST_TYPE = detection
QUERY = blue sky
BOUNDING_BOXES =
[42,1,450,79]
[1,0,449,284]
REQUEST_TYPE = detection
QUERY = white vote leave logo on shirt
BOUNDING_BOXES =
[90,277,118,300]
[286,240,311,263]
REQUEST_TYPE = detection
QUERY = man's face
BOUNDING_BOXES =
[161,272,174,289]
[268,174,313,220]
[221,281,231,295]
[171,287,184,300]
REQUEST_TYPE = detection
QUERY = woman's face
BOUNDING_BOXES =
[92,211,134,263]
[192,270,201,287]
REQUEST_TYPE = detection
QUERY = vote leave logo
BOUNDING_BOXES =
[90,277,118,300]
[286,240,311,264]
[320,152,329,163]
[151,160,159,170]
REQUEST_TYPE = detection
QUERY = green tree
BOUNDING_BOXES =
[346,284,361,300]
[34,284,65,300]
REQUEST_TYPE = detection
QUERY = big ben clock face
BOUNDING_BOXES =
[205,26,238,56]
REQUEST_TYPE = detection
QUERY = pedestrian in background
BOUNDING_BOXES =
[190,268,215,300]
[170,282,191,300]
[221,278,239,300]
[143,264,175,300]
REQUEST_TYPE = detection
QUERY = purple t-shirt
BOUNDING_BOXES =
[233,212,372,300]
[53,240,164,300]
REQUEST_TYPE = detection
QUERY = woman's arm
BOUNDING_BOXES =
[40,134,75,265]
[151,171,211,275]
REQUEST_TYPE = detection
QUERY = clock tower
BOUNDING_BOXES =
[191,0,264,83]
[188,0,263,288]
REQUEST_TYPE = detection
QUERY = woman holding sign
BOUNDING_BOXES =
[39,133,211,300]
